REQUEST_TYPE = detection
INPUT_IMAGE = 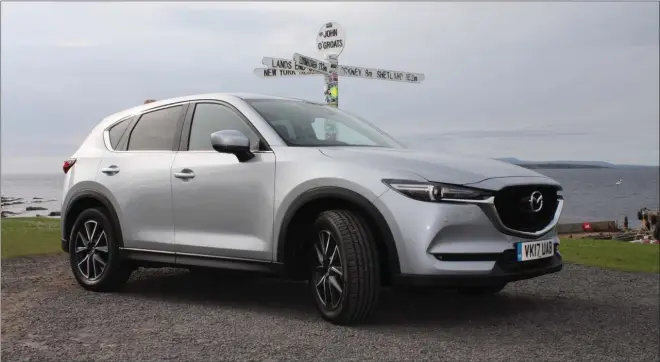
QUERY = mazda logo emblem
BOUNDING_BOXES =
[529,191,543,212]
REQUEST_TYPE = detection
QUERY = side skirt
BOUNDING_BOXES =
[119,247,285,275]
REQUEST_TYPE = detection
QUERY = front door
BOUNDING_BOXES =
[171,102,276,261]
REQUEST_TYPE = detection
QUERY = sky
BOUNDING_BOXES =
[1,1,659,174]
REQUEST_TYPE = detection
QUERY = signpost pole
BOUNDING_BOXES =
[323,54,339,140]
[324,54,339,108]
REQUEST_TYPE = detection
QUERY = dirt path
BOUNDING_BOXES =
[2,254,659,361]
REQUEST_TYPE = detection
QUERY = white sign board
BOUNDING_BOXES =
[254,68,320,78]
[292,53,334,74]
[316,22,346,57]
[338,65,425,83]
[261,57,316,73]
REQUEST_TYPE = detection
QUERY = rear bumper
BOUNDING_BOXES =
[393,252,563,287]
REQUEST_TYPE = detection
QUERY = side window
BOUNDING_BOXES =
[188,103,259,151]
[108,118,130,150]
[127,106,183,151]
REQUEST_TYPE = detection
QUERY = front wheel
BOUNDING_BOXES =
[309,210,380,325]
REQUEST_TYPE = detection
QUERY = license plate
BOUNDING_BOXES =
[516,240,554,262]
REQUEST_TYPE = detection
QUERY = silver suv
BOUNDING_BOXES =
[61,93,564,325]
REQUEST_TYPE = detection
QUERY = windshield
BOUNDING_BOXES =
[245,99,404,148]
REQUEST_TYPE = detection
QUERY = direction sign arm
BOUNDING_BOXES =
[338,64,425,83]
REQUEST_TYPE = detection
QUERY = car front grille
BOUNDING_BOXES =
[493,185,560,233]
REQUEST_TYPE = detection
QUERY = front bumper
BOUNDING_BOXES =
[394,252,563,287]
[373,187,563,281]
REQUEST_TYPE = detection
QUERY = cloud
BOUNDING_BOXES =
[1,1,658,174]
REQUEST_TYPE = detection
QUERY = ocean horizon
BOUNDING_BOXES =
[2,167,659,227]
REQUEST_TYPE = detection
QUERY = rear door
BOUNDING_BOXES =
[171,101,276,261]
[97,103,188,258]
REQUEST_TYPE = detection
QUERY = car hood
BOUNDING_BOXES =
[319,147,549,186]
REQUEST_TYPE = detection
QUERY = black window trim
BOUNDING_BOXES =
[179,100,272,152]
[121,102,190,152]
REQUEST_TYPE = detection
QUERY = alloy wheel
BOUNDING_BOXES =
[74,220,109,281]
[313,230,345,310]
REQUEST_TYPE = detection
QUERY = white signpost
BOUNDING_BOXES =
[254,22,425,137]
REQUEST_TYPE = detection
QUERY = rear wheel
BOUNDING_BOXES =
[69,208,132,292]
[457,282,507,295]
[309,210,380,325]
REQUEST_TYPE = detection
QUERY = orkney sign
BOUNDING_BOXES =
[254,21,425,108]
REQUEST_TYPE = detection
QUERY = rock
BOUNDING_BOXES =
[1,197,23,203]
[1,210,20,218]
[48,211,61,217]
[26,206,48,211]
[30,199,57,204]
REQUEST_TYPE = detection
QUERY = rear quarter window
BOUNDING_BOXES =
[108,119,131,150]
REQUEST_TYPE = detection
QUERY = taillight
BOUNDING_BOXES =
[63,159,77,174]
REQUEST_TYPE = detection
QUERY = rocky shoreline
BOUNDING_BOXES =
[1,196,60,218]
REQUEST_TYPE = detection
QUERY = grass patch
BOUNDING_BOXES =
[560,238,659,273]
[1,218,658,274]
[1,217,62,259]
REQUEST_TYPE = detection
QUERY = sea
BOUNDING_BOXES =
[2,167,659,227]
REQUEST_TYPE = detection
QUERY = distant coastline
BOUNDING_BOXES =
[517,163,608,170]
[495,157,658,170]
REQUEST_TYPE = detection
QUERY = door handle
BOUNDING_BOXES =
[101,165,120,175]
[173,169,195,180]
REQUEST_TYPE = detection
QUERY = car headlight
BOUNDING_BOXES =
[382,179,492,202]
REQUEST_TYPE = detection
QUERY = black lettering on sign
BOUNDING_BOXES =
[272,59,293,69]
[341,67,362,77]
[323,29,338,38]
[263,69,277,77]
[406,73,419,82]
[299,56,317,69]
[365,69,373,78]
[295,64,307,72]
[280,69,296,76]
[319,63,328,72]
[319,39,344,50]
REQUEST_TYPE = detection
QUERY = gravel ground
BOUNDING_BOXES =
[2,254,659,362]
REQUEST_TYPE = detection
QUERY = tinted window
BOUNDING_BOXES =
[108,119,130,149]
[188,103,259,151]
[127,106,182,151]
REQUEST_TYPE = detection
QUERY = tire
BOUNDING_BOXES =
[309,210,380,325]
[457,282,507,295]
[69,207,132,292]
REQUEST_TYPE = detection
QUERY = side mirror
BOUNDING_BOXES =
[210,130,254,162]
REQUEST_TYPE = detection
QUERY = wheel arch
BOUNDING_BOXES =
[62,190,124,252]
[276,186,401,284]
